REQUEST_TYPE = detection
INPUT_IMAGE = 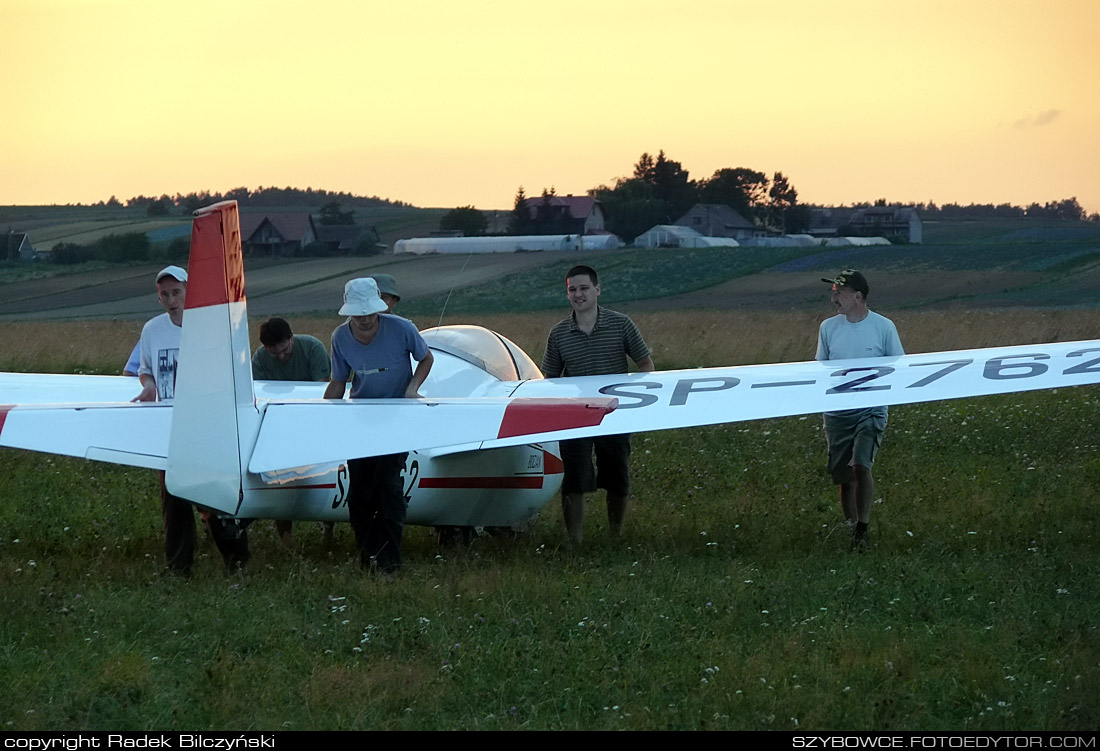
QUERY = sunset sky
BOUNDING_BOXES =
[2,0,1098,213]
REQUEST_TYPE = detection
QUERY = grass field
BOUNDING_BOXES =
[1,221,1099,731]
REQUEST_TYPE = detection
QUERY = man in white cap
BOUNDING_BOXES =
[817,269,904,551]
[323,277,433,573]
[133,266,250,574]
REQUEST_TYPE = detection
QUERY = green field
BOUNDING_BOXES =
[1,217,1099,731]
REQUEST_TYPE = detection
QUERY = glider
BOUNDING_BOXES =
[1,200,1099,533]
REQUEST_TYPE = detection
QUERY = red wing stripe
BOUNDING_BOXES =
[419,477,543,490]
[496,398,617,439]
[0,405,13,436]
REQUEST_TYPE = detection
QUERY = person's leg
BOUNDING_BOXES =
[559,438,595,545]
[367,453,408,573]
[838,481,857,523]
[606,493,627,537]
[562,493,585,544]
[595,435,632,539]
[202,513,251,569]
[346,457,372,557]
[853,465,875,525]
[276,520,293,547]
[161,476,195,575]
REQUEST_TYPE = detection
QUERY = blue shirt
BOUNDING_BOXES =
[330,315,429,399]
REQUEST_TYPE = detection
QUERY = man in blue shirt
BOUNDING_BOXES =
[323,277,433,573]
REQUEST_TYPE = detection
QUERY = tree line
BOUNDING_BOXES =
[891,197,1094,222]
[49,232,186,265]
[503,151,810,241]
[440,151,1099,238]
[86,186,409,216]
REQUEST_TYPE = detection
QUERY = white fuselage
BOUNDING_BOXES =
[244,326,563,528]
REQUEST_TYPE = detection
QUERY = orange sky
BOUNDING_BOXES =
[2,0,1098,213]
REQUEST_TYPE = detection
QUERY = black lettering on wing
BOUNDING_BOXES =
[826,366,894,394]
[598,381,661,409]
[983,354,1049,380]
[1064,347,1100,375]
[669,377,740,406]
[906,359,972,388]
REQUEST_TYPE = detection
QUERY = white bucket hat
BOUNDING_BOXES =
[338,277,389,316]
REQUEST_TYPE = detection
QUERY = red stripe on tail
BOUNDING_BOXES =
[0,405,13,436]
[185,201,245,309]
[496,398,617,439]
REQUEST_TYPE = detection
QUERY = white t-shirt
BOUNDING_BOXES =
[138,313,182,402]
[816,310,904,361]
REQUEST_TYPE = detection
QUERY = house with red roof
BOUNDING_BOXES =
[520,194,607,235]
[240,213,319,255]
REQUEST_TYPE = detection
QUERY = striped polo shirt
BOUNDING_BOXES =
[541,306,651,378]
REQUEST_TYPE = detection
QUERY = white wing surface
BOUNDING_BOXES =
[465,339,1100,450]
[0,372,143,404]
[0,402,170,469]
[0,373,168,468]
[247,397,616,473]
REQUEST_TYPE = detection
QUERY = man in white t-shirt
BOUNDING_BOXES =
[134,265,250,575]
[817,269,904,551]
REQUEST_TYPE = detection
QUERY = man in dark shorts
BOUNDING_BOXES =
[541,265,655,544]
[817,269,904,550]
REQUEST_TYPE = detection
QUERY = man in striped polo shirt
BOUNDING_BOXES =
[541,265,655,544]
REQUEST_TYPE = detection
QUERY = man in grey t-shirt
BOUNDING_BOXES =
[817,269,904,551]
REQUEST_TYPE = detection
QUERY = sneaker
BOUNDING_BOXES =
[851,527,870,551]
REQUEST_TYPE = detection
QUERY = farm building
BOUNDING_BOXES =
[240,213,318,256]
[809,205,922,243]
[674,204,759,243]
[519,195,606,235]
[824,236,891,247]
[633,225,739,248]
[847,206,922,243]
[4,231,36,261]
[752,235,824,248]
[314,224,365,252]
[394,234,622,255]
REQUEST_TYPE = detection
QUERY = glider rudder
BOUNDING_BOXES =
[165,201,258,515]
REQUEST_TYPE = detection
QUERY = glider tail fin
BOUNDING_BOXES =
[165,200,258,514]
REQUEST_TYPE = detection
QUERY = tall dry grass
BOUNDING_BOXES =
[3,308,1099,374]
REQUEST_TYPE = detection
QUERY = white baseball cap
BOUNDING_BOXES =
[338,277,389,316]
[156,265,188,283]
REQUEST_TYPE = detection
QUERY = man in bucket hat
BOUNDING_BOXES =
[323,277,433,573]
[817,269,904,551]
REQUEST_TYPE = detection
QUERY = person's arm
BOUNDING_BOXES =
[404,351,434,398]
[635,355,655,373]
[133,374,158,402]
[122,342,141,377]
[815,322,829,361]
[323,379,346,400]
[540,332,562,378]
[885,322,905,357]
